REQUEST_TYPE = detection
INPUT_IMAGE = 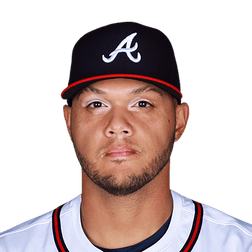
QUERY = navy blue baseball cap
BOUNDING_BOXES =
[61,22,182,106]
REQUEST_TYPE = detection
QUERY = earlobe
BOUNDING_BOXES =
[63,105,72,141]
[174,103,189,142]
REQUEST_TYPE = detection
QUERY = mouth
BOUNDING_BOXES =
[105,151,136,158]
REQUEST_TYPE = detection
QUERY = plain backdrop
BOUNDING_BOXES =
[0,0,251,232]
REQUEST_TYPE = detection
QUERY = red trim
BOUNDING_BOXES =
[61,74,182,99]
[183,202,202,252]
[53,207,67,252]
[52,201,202,252]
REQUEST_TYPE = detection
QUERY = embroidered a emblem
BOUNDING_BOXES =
[102,32,141,63]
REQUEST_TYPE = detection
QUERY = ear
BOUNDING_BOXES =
[174,103,189,142]
[63,105,72,141]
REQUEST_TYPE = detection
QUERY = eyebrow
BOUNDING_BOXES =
[77,84,163,99]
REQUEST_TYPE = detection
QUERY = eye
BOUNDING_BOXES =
[135,100,153,108]
[86,101,105,108]
[86,100,153,109]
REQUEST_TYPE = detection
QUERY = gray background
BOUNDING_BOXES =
[1,0,251,232]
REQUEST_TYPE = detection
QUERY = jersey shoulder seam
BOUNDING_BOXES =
[0,210,70,239]
[183,206,252,237]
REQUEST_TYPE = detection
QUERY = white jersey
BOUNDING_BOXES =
[1,191,252,251]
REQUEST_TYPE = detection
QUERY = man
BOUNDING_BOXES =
[0,22,251,251]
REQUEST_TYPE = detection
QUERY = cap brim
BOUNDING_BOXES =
[61,74,182,106]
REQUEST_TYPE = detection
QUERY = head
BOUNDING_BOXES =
[63,78,188,196]
[61,22,189,196]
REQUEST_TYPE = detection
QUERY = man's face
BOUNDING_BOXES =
[64,78,181,196]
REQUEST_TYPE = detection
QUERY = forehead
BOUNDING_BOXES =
[77,78,171,98]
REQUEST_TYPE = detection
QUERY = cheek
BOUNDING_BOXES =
[140,109,174,132]
[70,111,101,149]
[71,112,83,138]
[137,111,175,147]
[137,115,166,143]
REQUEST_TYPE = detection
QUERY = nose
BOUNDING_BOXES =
[105,108,133,139]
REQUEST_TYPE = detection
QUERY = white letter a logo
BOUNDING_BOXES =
[102,32,141,63]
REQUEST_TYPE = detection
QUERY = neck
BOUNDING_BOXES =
[80,165,172,249]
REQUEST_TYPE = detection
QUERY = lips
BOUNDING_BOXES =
[108,145,136,154]
[105,146,137,158]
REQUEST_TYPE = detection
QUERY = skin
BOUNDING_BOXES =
[63,78,189,249]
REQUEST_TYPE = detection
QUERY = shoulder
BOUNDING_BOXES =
[176,191,252,250]
[0,195,81,252]
[0,209,55,252]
